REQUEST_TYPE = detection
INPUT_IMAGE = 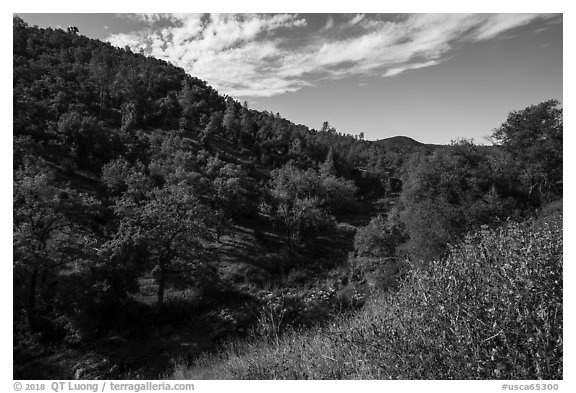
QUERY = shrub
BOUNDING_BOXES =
[353,212,405,258]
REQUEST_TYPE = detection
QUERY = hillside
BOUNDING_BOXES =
[13,17,431,193]
[13,17,427,379]
[171,211,563,380]
[13,16,562,380]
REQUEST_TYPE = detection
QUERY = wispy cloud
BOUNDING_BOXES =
[106,13,557,98]
[383,60,443,77]
[115,13,180,25]
[470,13,548,41]
[322,16,335,31]
[348,14,365,25]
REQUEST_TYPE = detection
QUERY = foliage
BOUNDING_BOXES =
[269,164,330,260]
[491,99,563,203]
[13,160,105,335]
[319,173,358,216]
[269,163,357,260]
[398,140,528,261]
[353,212,406,259]
[105,165,217,311]
[171,212,562,379]
[13,17,563,380]
[205,155,255,220]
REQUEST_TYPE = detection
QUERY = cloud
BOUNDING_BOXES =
[383,60,442,77]
[323,16,335,31]
[115,13,180,25]
[469,13,548,41]
[106,13,557,98]
[348,14,365,25]
[534,26,550,34]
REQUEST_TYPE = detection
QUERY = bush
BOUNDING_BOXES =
[353,212,405,258]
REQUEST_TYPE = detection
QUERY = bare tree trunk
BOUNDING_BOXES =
[27,267,39,331]
[157,266,166,313]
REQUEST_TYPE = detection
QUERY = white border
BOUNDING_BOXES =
[3,2,572,391]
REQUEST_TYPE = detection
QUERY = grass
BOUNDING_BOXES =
[168,212,562,379]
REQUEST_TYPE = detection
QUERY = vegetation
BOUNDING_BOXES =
[397,140,529,261]
[13,16,562,380]
[171,212,562,379]
[491,99,563,204]
[269,162,357,262]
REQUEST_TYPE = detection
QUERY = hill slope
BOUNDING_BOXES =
[15,17,562,381]
[13,16,436,379]
[171,211,563,380]
[13,16,434,191]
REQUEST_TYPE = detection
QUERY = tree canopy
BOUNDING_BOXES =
[491,99,563,202]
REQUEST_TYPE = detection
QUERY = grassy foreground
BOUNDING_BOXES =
[169,212,562,379]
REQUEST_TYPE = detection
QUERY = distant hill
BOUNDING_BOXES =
[375,135,424,148]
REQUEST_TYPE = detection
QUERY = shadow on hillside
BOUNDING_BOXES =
[14,208,377,380]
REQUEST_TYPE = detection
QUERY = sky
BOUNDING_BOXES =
[16,13,563,144]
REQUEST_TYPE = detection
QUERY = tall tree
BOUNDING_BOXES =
[111,180,215,311]
[222,97,239,145]
[491,99,563,202]
[270,164,326,261]
[319,147,337,176]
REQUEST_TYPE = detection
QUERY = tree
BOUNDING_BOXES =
[321,121,335,134]
[14,166,65,330]
[101,157,150,198]
[55,112,115,171]
[14,161,101,331]
[200,155,254,239]
[269,161,358,255]
[208,158,251,217]
[178,80,208,136]
[202,111,224,144]
[319,148,337,177]
[239,101,255,148]
[121,101,138,133]
[398,140,525,261]
[270,164,329,261]
[491,100,563,203]
[222,97,239,145]
[111,179,215,312]
[362,209,406,257]
[268,162,356,259]
[319,173,358,216]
